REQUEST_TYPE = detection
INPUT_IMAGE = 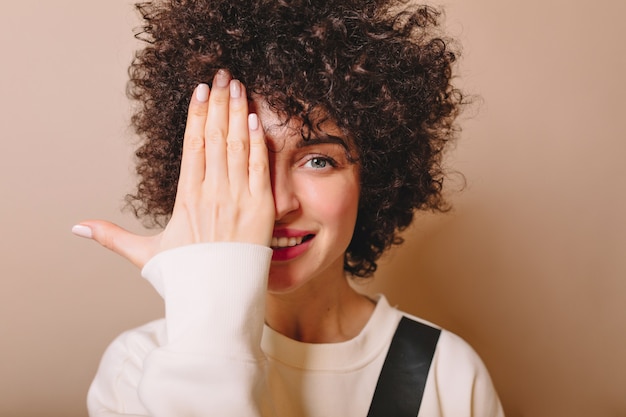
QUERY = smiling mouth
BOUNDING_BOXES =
[270,234,314,249]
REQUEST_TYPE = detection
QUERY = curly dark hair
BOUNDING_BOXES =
[126,0,464,277]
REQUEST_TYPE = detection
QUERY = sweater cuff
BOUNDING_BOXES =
[141,242,272,357]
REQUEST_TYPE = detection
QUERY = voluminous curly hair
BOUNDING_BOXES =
[126,0,464,277]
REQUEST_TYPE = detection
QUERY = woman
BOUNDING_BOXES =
[73,0,504,415]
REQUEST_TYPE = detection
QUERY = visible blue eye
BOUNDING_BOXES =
[302,155,338,170]
[307,157,329,169]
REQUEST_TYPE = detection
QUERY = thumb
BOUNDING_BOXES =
[72,220,156,269]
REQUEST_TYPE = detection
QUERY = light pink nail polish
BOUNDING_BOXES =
[215,69,230,88]
[248,113,259,130]
[196,84,209,102]
[72,225,93,239]
[230,80,241,98]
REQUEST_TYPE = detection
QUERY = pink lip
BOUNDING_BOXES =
[271,238,313,261]
[271,229,315,262]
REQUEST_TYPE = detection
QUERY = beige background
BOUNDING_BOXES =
[1,1,625,416]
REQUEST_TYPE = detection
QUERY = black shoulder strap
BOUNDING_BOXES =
[367,317,441,417]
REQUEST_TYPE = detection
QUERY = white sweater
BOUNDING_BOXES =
[87,242,504,417]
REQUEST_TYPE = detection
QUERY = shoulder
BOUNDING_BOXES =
[396,312,487,377]
[397,314,504,417]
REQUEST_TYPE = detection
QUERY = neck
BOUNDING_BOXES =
[265,266,375,343]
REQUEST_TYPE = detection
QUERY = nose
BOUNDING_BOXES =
[271,167,300,222]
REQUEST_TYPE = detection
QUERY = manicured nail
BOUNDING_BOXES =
[196,84,209,102]
[230,80,241,98]
[248,113,259,130]
[215,69,230,88]
[72,225,93,239]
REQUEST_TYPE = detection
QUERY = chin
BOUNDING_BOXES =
[266,252,347,295]
[266,273,305,294]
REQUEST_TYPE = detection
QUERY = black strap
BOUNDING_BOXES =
[367,317,441,417]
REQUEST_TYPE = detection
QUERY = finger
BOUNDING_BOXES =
[226,79,250,192]
[247,113,271,195]
[178,83,210,191]
[204,69,231,187]
[72,221,156,269]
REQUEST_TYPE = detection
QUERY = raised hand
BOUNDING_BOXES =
[72,70,275,268]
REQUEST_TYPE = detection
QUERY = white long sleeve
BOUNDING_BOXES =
[88,242,273,417]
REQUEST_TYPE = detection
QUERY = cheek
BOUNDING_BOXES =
[300,175,360,228]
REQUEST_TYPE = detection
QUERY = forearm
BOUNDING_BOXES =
[88,242,273,417]
[140,242,272,416]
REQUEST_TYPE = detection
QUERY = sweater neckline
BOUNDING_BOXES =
[261,295,401,371]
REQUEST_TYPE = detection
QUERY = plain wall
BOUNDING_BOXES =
[1,1,624,416]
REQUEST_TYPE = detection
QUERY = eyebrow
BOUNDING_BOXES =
[262,122,353,155]
[295,134,350,151]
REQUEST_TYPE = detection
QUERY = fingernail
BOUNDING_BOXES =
[230,80,241,98]
[196,84,209,102]
[215,69,230,88]
[248,113,259,130]
[72,225,93,239]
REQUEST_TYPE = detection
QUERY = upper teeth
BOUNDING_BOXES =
[271,236,304,248]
